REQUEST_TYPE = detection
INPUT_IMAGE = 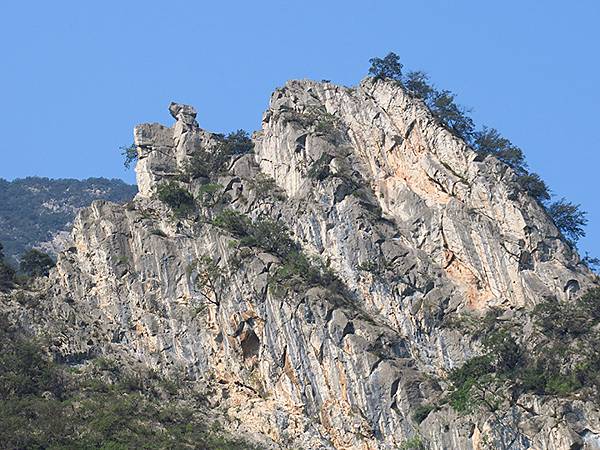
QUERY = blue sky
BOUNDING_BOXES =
[0,0,598,256]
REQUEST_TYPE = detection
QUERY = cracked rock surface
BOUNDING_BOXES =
[5,78,600,449]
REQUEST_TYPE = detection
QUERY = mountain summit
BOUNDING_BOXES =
[2,78,599,449]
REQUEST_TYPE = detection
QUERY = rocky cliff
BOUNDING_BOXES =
[0,177,137,263]
[5,78,600,449]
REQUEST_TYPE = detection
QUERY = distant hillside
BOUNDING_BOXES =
[0,177,137,263]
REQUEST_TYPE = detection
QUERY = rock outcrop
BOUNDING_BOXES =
[7,78,599,449]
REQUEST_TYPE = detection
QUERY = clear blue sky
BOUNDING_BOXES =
[1,1,598,257]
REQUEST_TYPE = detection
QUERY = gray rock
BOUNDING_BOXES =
[6,79,599,450]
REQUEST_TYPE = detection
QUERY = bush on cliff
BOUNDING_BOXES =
[447,288,600,414]
[0,313,261,449]
[19,249,55,277]
[368,52,403,81]
[156,182,196,218]
[0,243,15,291]
[368,52,590,247]
[186,130,253,179]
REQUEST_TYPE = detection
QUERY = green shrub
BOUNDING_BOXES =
[0,261,15,291]
[368,52,403,81]
[156,182,195,218]
[120,143,137,169]
[0,243,15,291]
[197,183,230,207]
[448,288,600,415]
[186,130,253,180]
[217,129,254,156]
[404,71,434,99]
[400,435,426,450]
[412,404,435,424]
[473,127,526,175]
[252,173,286,201]
[212,209,252,236]
[545,374,581,395]
[516,173,551,204]
[212,210,345,296]
[19,249,55,277]
[546,198,588,244]
[193,255,227,307]
[0,314,262,449]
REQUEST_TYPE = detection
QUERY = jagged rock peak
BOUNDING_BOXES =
[28,77,598,449]
[168,101,198,127]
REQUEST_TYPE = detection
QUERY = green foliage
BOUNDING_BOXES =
[0,177,136,265]
[400,68,474,142]
[217,129,254,156]
[156,182,195,218]
[429,89,475,141]
[288,106,341,141]
[212,209,252,236]
[368,53,587,240]
[19,248,55,277]
[412,404,435,424]
[534,288,600,338]
[197,183,230,208]
[0,315,261,449]
[120,143,138,169]
[0,243,16,291]
[448,288,600,414]
[582,253,600,272]
[309,108,339,135]
[193,254,227,307]
[185,130,253,179]
[404,71,435,99]
[546,198,588,244]
[0,252,15,292]
[516,173,551,204]
[400,435,426,450]
[212,210,344,295]
[185,150,214,179]
[473,127,526,175]
[251,173,286,201]
[368,52,403,81]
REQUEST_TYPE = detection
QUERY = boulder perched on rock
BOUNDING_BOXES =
[3,78,599,450]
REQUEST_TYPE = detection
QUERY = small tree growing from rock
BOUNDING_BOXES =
[368,52,403,81]
[0,243,15,291]
[19,249,55,277]
[156,182,195,218]
[547,198,588,245]
[121,143,138,169]
[193,255,229,307]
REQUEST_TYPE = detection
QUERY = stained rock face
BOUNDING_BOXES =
[14,79,600,449]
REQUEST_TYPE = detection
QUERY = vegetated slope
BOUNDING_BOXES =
[0,311,261,449]
[0,177,137,262]
[1,78,599,450]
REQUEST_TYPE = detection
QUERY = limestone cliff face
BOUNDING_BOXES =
[21,79,599,449]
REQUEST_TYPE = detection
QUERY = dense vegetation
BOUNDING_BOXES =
[184,130,253,180]
[0,242,57,291]
[19,249,55,277]
[368,53,590,248]
[156,182,196,218]
[0,243,16,291]
[445,288,600,414]
[212,209,343,296]
[0,177,137,264]
[0,313,260,449]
